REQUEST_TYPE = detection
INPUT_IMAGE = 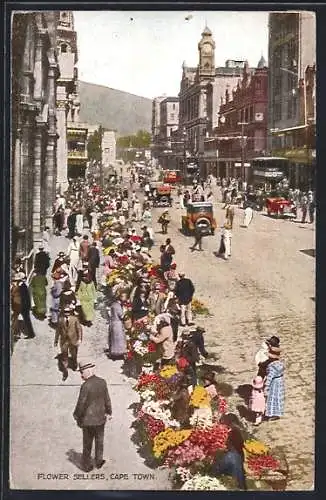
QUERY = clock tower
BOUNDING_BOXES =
[198,26,215,79]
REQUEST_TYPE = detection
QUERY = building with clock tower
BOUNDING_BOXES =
[177,26,251,177]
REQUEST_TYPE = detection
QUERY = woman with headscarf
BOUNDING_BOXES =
[75,263,96,327]
[108,290,127,359]
[149,313,175,367]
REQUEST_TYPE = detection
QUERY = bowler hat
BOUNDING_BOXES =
[79,362,95,372]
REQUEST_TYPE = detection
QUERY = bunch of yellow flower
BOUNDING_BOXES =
[153,428,192,458]
[103,246,116,256]
[244,439,269,456]
[160,365,178,379]
[190,386,211,408]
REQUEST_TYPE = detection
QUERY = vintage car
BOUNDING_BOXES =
[181,202,217,235]
[163,169,182,184]
[265,197,296,218]
[150,183,172,207]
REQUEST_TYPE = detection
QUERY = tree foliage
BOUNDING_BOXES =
[87,125,104,161]
[117,129,151,149]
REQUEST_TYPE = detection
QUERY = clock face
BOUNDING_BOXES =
[202,43,212,55]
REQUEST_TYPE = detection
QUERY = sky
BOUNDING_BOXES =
[74,11,269,99]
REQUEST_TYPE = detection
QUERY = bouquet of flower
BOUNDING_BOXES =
[137,412,166,441]
[140,400,180,429]
[165,439,207,467]
[244,439,269,456]
[174,467,192,483]
[153,428,192,458]
[134,373,161,391]
[190,386,211,408]
[160,365,178,379]
[180,474,227,490]
[188,424,230,457]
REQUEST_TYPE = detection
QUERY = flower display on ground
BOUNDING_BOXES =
[175,467,193,483]
[189,407,213,428]
[247,455,281,477]
[180,474,227,490]
[188,424,230,457]
[244,439,270,456]
[160,365,178,379]
[153,428,192,458]
[190,386,211,408]
[141,400,180,429]
[164,439,207,466]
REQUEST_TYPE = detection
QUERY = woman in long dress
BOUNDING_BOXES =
[30,271,48,319]
[90,209,99,233]
[109,292,127,359]
[243,206,253,227]
[75,265,96,326]
[50,273,67,326]
[75,211,84,236]
[264,346,285,419]
[66,236,80,284]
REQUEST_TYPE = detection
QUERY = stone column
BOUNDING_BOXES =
[44,133,57,227]
[33,33,45,101]
[32,122,45,246]
[56,85,68,193]
[13,128,22,227]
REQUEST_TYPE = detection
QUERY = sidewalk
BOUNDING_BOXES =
[10,233,170,490]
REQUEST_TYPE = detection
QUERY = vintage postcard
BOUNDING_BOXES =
[9,9,315,491]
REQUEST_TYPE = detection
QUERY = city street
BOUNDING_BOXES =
[10,185,315,490]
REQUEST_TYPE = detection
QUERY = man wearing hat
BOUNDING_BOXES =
[12,272,35,339]
[158,209,170,234]
[73,362,112,472]
[52,251,66,274]
[34,245,50,276]
[174,272,195,326]
[54,307,83,380]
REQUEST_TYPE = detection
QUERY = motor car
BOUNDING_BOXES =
[163,169,182,184]
[181,202,216,235]
[150,183,172,207]
[266,197,296,218]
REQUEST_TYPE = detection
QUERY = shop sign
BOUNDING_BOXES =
[253,169,283,178]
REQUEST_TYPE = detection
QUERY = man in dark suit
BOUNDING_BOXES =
[34,245,51,275]
[88,242,100,288]
[73,362,112,472]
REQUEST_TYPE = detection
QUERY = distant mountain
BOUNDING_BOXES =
[78,81,152,136]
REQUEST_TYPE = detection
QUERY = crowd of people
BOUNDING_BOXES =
[10,165,286,482]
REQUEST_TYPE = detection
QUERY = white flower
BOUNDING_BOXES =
[141,400,180,428]
[140,390,155,402]
[189,408,213,428]
[176,467,192,482]
[181,474,227,490]
[133,340,148,356]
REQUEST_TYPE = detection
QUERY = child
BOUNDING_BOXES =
[249,376,266,426]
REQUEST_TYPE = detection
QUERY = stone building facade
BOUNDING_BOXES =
[157,97,179,169]
[102,130,117,167]
[268,11,316,189]
[151,95,166,159]
[206,57,268,180]
[56,11,86,190]
[11,11,59,260]
[178,26,252,177]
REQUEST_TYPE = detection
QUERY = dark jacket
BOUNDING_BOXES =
[34,251,50,275]
[73,375,112,427]
[19,282,31,312]
[175,278,195,305]
[88,246,100,268]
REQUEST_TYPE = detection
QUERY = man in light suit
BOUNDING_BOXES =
[73,362,112,472]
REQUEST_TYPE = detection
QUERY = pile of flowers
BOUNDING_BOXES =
[180,474,227,490]
[190,386,211,408]
[191,298,211,316]
[153,428,192,458]
[247,455,281,478]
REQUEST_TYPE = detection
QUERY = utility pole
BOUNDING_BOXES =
[238,122,248,181]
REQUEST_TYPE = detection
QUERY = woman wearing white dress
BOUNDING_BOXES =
[243,206,253,227]
[66,236,80,284]
[75,211,84,236]
[90,209,99,233]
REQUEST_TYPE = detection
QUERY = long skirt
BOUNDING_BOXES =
[243,210,253,227]
[76,281,96,322]
[51,297,60,324]
[30,276,47,317]
[109,320,126,356]
[218,236,226,255]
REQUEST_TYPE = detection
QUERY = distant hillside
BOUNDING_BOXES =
[78,81,152,136]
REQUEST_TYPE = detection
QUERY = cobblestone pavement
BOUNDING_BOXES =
[10,179,315,491]
[150,191,315,491]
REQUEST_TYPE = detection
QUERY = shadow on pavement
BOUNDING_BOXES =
[66,449,85,471]
[236,383,252,406]
[236,404,256,424]
[300,249,315,258]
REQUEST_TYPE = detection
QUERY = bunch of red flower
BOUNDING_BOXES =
[135,373,161,390]
[189,424,230,457]
[218,395,227,414]
[153,379,172,400]
[138,411,165,440]
[148,266,160,278]
[247,455,280,477]
[148,341,157,353]
[118,255,129,265]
